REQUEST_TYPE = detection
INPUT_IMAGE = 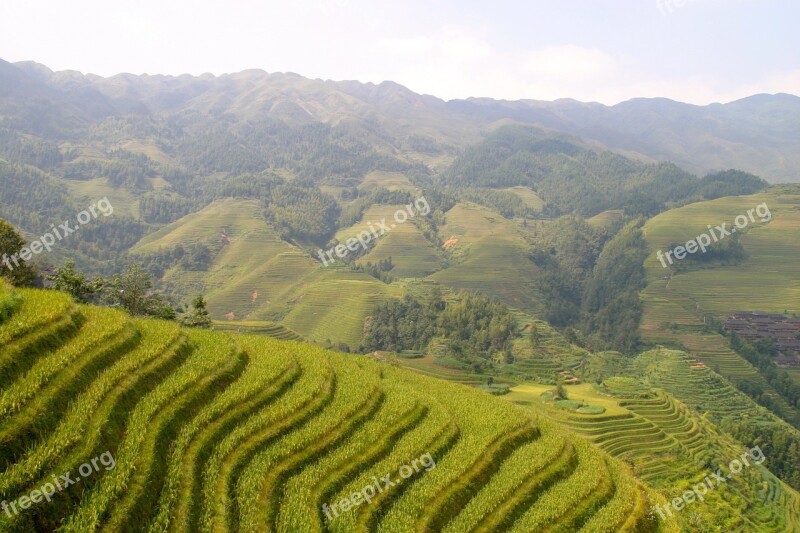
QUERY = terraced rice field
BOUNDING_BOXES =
[429,202,543,313]
[504,186,545,212]
[272,269,404,348]
[633,349,790,429]
[505,367,800,531]
[130,198,319,320]
[642,186,800,314]
[211,321,303,341]
[0,282,665,531]
[640,187,800,423]
[335,204,444,278]
[587,209,624,230]
[357,171,418,193]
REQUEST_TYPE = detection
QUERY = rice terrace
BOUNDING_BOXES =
[0,281,668,532]
[2,3,800,531]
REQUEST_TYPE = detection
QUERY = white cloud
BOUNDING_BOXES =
[2,2,797,106]
[359,25,799,105]
[523,45,616,80]
[364,27,617,101]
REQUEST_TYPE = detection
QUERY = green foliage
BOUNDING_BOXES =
[0,286,21,323]
[442,125,766,217]
[336,188,416,228]
[529,324,540,349]
[670,232,746,272]
[729,333,800,416]
[106,263,175,318]
[181,295,213,328]
[363,292,516,361]
[139,195,196,224]
[0,218,38,287]
[0,129,63,169]
[459,188,536,218]
[175,119,412,184]
[0,162,149,273]
[354,256,395,283]
[528,216,606,327]
[63,149,156,192]
[47,260,104,303]
[721,419,800,489]
[699,170,769,199]
[582,220,649,353]
[267,183,340,242]
[555,383,568,400]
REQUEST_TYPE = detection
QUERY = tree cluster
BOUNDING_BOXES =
[441,125,767,218]
[362,291,517,363]
[729,333,800,414]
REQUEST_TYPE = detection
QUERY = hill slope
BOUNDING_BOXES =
[640,185,800,423]
[3,59,799,181]
[0,282,671,532]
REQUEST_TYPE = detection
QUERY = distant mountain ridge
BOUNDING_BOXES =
[2,58,799,182]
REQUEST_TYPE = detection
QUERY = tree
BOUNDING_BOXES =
[47,260,104,303]
[529,323,540,350]
[0,218,37,287]
[182,295,212,328]
[107,263,174,318]
[556,383,568,400]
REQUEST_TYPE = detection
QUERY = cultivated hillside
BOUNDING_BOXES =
[393,313,800,531]
[0,282,670,532]
[641,185,800,422]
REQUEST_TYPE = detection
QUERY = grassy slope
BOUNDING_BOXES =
[334,204,444,278]
[259,268,403,349]
[130,198,318,319]
[642,186,800,315]
[128,198,545,347]
[357,171,418,192]
[429,202,543,314]
[62,178,141,218]
[587,209,624,230]
[504,186,545,212]
[396,314,800,531]
[0,282,662,532]
[129,199,421,345]
[640,185,800,420]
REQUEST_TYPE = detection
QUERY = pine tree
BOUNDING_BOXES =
[183,295,213,328]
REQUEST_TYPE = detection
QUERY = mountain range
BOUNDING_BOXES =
[2,58,799,182]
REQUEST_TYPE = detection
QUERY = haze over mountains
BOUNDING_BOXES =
[2,58,799,182]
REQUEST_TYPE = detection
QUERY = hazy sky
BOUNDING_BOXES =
[1,0,798,104]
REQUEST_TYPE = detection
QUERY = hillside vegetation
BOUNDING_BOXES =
[0,282,671,532]
[392,315,800,531]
